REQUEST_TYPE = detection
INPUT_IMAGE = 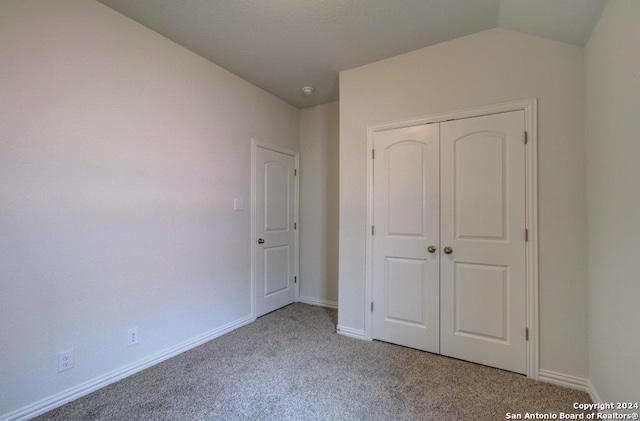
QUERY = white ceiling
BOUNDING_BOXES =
[96,0,607,108]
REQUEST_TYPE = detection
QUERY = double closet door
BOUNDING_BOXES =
[372,110,527,374]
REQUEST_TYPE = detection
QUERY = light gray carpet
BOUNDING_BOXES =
[35,303,592,420]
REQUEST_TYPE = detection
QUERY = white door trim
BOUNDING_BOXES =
[250,139,300,319]
[364,98,539,378]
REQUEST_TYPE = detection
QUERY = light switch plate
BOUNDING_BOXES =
[233,199,244,211]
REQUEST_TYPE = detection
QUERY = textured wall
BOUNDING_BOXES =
[299,102,340,307]
[0,0,299,416]
[585,0,640,402]
[339,28,588,379]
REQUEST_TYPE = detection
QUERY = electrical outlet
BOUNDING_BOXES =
[58,349,74,372]
[127,327,138,346]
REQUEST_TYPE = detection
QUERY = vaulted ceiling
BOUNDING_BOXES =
[96,0,607,108]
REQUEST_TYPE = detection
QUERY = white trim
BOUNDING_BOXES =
[250,140,300,319]
[0,315,254,421]
[538,378,616,417]
[336,325,366,340]
[365,127,374,342]
[294,151,300,303]
[586,380,604,408]
[298,295,338,309]
[524,99,539,379]
[538,369,590,393]
[365,98,539,378]
[368,99,537,132]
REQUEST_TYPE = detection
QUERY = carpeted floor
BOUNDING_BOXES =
[35,303,592,421]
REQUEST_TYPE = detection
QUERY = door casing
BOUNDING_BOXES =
[251,140,300,319]
[364,98,538,378]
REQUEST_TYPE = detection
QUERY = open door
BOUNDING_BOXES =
[253,143,298,317]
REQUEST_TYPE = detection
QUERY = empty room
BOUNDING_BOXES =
[1,0,638,420]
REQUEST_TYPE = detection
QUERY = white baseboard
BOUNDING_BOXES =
[1,314,255,421]
[583,381,622,415]
[539,374,616,413]
[336,325,366,340]
[298,295,338,309]
[538,369,590,393]
[586,379,604,406]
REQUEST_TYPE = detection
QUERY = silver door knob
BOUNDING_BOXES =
[427,245,437,253]
[257,238,265,244]
[443,246,453,254]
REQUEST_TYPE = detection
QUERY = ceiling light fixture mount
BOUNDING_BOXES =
[301,86,314,96]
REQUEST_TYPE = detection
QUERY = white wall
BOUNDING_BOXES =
[338,28,588,378]
[585,0,640,402]
[0,0,298,417]
[299,102,339,308]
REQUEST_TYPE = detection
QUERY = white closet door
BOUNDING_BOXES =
[440,111,527,374]
[372,124,440,353]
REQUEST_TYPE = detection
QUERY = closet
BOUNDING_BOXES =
[371,110,527,374]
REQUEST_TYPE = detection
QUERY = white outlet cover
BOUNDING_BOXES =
[233,198,244,211]
[58,349,74,372]
[127,327,139,346]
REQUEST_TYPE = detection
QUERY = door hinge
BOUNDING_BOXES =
[524,131,528,144]
[294,276,297,284]
[294,222,297,230]
[372,149,375,159]
[525,228,529,242]
[371,302,373,312]
[294,169,297,176]
[526,327,529,341]
[371,225,375,235]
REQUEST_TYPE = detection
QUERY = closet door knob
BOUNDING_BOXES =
[427,245,437,253]
[257,238,265,244]
[443,246,453,255]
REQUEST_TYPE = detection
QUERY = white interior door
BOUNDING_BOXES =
[440,110,527,374]
[372,124,440,353]
[254,145,296,317]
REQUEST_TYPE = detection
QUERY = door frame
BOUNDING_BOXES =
[364,98,539,378]
[250,139,300,319]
